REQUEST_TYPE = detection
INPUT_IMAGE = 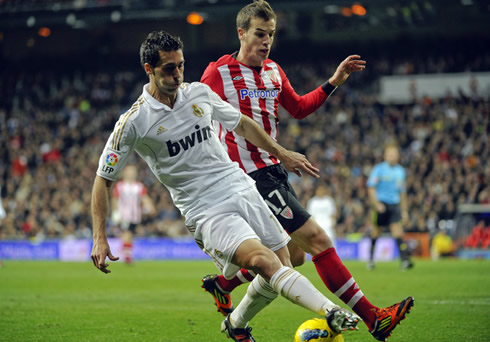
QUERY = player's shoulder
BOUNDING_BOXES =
[180,81,212,95]
[117,95,147,127]
[204,54,238,72]
[263,57,279,66]
[263,58,282,71]
[213,54,237,67]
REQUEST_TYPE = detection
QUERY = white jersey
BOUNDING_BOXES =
[97,82,255,225]
[307,195,337,239]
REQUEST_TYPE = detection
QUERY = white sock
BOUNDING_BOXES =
[269,266,338,315]
[229,275,278,328]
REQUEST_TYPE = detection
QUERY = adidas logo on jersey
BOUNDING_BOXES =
[157,126,167,135]
[166,125,213,157]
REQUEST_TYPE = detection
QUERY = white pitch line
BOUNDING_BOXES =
[429,299,490,305]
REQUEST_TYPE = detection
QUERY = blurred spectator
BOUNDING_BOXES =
[431,228,455,260]
[464,221,490,249]
[0,52,488,243]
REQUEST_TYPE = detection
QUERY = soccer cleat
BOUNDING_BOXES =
[221,316,255,342]
[370,296,415,341]
[401,260,414,271]
[201,274,234,316]
[367,261,376,270]
[326,307,361,333]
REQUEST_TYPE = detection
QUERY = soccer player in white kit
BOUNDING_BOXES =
[90,31,359,341]
[307,183,337,245]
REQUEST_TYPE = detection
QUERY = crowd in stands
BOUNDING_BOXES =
[0,53,489,250]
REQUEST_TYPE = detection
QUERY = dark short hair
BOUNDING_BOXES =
[236,0,276,31]
[139,31,184,69]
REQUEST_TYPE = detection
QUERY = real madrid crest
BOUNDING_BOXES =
[192,104,204,117]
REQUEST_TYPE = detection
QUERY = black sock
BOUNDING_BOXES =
[370,237,378,261]
[396,238,409,261]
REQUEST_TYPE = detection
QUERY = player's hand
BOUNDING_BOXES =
[375,202,386,213]
[328,55,366,87]
[91,238,119,274]
[280,151,320,178]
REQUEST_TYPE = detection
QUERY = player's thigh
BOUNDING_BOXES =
[290,217,333,255]
[242,187,291,252]
[197,211,259,279]
[390,222,404,237]
[387,204,403,237]
[259,183,311,234]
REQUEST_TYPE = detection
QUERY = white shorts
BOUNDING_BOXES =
[191,187,290,279]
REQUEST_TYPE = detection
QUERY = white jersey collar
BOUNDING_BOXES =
[143,83,182,111]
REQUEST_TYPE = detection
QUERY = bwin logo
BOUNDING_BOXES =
[166,125,213,157]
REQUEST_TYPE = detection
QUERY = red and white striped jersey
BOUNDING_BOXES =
[201,53,328,174]
[113,181,147,224]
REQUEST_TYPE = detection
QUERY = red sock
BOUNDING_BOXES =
[216,269,256,292]
[123,242,133,263]
[313,248,378,330]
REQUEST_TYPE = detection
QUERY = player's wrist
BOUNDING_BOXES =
[322,81,338,96]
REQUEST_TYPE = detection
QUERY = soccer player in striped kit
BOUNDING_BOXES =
[200,1,413,341]
[112,165,155,264]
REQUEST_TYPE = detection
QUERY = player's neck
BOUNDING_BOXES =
[148,84,177,108]
[235,50,263,69]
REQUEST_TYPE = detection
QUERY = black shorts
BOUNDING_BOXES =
[248,164,311,234]
[121,222,138,234]
[372,203,401,228]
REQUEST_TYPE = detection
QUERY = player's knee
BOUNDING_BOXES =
[304,224,334,253]
[247,250,282,280]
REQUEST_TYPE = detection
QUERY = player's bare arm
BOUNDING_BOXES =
[367,187,386,213]
[328,55,366,87]
[234,115,319,178]
[400,191,409,225]
[91,175,119,274]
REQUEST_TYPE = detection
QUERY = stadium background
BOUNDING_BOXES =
[1,0,489,261]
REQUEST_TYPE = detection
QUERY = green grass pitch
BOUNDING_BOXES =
[1,259,489,341]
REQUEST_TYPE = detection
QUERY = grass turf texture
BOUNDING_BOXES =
[1,259,489,342]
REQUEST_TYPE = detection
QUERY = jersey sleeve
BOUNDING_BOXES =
[204,83,242,131]
[201,63,226,101]
[277,64,328,119]
[367,165,380,187]
[96,118,137,182]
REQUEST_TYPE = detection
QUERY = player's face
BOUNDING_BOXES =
[149,49,185,97]
[239,17,276,67]
[385,147,399,165]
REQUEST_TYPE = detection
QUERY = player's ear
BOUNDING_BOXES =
[144,63,154,76]
[237,27,246,41]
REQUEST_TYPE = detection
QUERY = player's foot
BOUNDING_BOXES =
[221,315,255,342]
[326,307,361,333]
[202,274,234,316]
[401,260,414,271]
[370,296,414,341]
[367,260,376,270]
